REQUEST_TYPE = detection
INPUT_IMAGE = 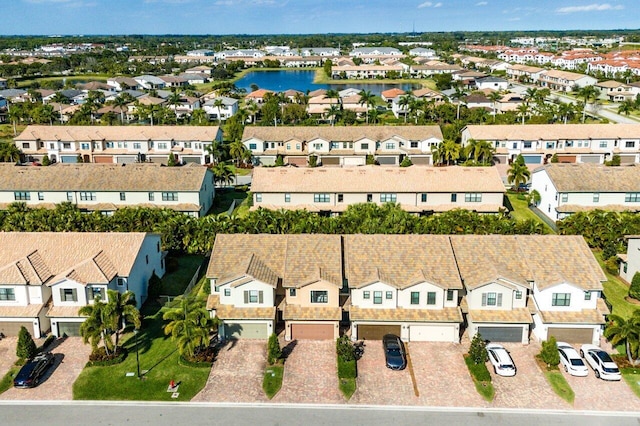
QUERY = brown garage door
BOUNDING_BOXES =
[321,157,340,166]
[556,155,576,163]
[548,327,593,344]
[291,324,334,340]
[358,324,401,340]
[0,321,34,336]
[93,155,113,164]
[287,157,307,166]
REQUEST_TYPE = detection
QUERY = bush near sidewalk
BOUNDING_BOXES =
[464,333,494,401]
[336,336,357,399]
[535,337,574,404]
[263,334,284,399]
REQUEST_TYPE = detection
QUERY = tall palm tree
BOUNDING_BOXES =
[112,95,130,124]
[205,140,224,165]
[618,100,635,116]
[577,85,599,123]
[488,91,502,122]
[229,140,247,167]
[466,139,495,164]
[507,160,531,190]
[557,102,575,124]
[358,90,376,124]
[104,290,141,351]
[440,139,461,166]
[327,104,340,126]
[163,297,216,359]
[398,94,413,123]
[516,103,529,125]
[213,98,226,122]
[211,162,235,187]
[0,142,21,162]
[604,311,640,366]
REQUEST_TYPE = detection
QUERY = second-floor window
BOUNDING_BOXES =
[386,291,393,300]
[625,193,640,203]
[363,291,370,299]
[289,288,296,297]
[255,193,262,202]
[67,192,73,202]
[38,192,44,201]
[599,141,608,148]
[133,143,141,150]
[14,191,30,201]
[373,291,382,304]
[244,290,263,304]
[310,290,328,303]
[515,290,523,299]
[465,193,482,203]
[338,194,344,203]
[427,292,436,305]
[162,192,178,201]
[380,193,396,203]
[284,193,290,203]
[224,289,231,297]
[81,143,90,150]
[421,193,427,203]
[625,141,635,148]
[0,288,16,301]
[79,192,96,201]
[61,288,78,302]
[552,293,571,307]
[451,194,457,203]
[410,292,420,305]
[361,143,369,150]
[447,289,454,301]
[482,292,502,307]
[314,193,330,203]
[593,193,599,203]
[120,192,126,201]
[149,192,155,201]
[385,142,394,149]
[584,291,591,301]
[249,143,257,150]
[561,193,568,202]
[158,143,167,150]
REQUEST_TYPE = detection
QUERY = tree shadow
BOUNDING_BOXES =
[281,340,298,359]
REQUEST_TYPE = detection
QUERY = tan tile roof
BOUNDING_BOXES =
[15,125,219,142]
[0,304,46,318]
[283,304,341,321]
[251,165,506,193]
[349,306,462,322]
[47,305,88,318]
[344,235,462,290]
[463,123,640,141]
[508,64,545,73]
[0,163,209,192]
[283,235,342,288]
[0,232,151,286]
[243,125,443,143]
[468,308,532,324]
[541,69,592,82]
[539,164,640,193]
[556,204,640,213]
[538,309,605,324]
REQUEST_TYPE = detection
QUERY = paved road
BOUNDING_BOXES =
[1,402,639,426]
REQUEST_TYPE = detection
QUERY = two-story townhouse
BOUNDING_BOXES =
[0,232,163,338]
[0,163,215,217]
[506,64,545,83]
[461,124,640,165]
[133,75,166,90]
[530,163,640,221]
[619,235,640,283]
[345,235,463,342]
[250,165,506,215]
[15,125,222,165]
[202,97,238,121]
[537,69,597,92]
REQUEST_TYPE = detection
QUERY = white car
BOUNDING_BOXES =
[580,344,621,381]
[486,343,516,377]
[557,342,588,377]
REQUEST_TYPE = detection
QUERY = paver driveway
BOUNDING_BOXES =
[0,337,90,401]
[410,342,488,407]
[351,340,415,405]
[0,337,18,380]
[488,343,568,409]
[273,340,343,404]
[192,339,268,403]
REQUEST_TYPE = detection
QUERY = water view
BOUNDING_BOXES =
[234,70,421,96]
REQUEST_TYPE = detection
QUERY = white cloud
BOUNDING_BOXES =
[418,1,442,8]
[556,3,624,13]
[476,1,488,5]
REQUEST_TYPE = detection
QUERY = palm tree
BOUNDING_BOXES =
[466,139,495,164]
[112,95,130,124]
[213,98,226,122]
[205,141,224,165]
[398,94,413,123]
[577,85,599,122]
[516,103,529,125]
[358,90,376,124]
[618,100,635,116]
[167,92,183,117]
[0,142,21,162]
[439,139,460,166]
[104,290,141,351]
[488,91,502,122]
[245,99,259,124]
[557,102,575,124]
[191,108,207,125]
[327,104,340,126]
[507,159,531,191]
[604,311,640,366]
[163,297,216,359]
[229,140,247,167]
[211,162,235,187]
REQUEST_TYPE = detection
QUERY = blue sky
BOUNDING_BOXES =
[3,0,636,35]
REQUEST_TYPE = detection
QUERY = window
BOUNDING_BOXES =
[157,242,160,252]
[255,193,262,202]
[599,141,608,148]
[566,141,574,147]
[367,194,373,202]
[49,143,56,149]
[313,143,323,150]
[625,193,640,203]
[385,142,394,149]
[119,192,126,201]
[593,193,599,203]
[310,290,328,303]
[451,194,457,202]
[625,141,635,148]
[427,292,436,305]
[410,141,419,148]
[63,142,71,150]
[410,292,420,305]
[361,143,369,150]
[145,255,149,264]
[286,143,291,150]
[482,292,502,307]
[465,193,482,202]
[363,291,370,299]
[224,289,231,297]
[149,192,155,201]
[249,143,257,150]
[380,193,396,203]
[61,288,77,302]
[421,193,427,203]
[133,142,141,150]
[38,192,44,201]
[244,290,263,304]
[515,290,523,300]
[446,289,454,301]
[79,192,96,201]
[330,142,339,149]
[314,193,330,203]
[584,291,591,301]
[67,192,73,202]
[184,142,191,149]
[117,278,126,287]
[14,191,30,201]
[284,193,290,203]
[106,142,114,148]
[80,143,90,150]
[88,287,105,301]
[561,193,568,202]
[158,143,167,150]
[384,291,392,300]
[0,288,16,301]
[373,291,382,304]
[523,141,532,149]
[546,142,555,149]
[337,194,344,203]
[162,192,178,201]
[552,293,571,306]
[289,288,296,297]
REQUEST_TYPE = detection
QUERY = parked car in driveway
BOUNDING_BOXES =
[557,342,588,377]
[13,352,54,388]
[486,343,516,377]
[382,334,406,370]
[580,344,621,381]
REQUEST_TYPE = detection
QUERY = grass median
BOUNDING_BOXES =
[464,354,495,401]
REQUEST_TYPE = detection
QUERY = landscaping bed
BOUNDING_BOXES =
[534,355,574,404]
[463,354,495,401]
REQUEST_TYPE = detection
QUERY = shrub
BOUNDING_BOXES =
[550,153,559,163]
[42,155,50,166]
[267,333,282,365]
[468,332,488,364]
[147,272,163,300]
[86,347,128,366]
[366,154,376,165]
[16,326,37,360]
[604,256,619,276]
[308,155,317,168]
[275,155,284,167]
[540,336,560,367]
[400,157,413,167]
[336,335,355,362]
[630,272,640,301]
[464,354,491,382]
[602,242,618,260]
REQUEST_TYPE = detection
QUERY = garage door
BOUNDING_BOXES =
[376,156,397,165]
[548,327,593,344]
[224,322,268,339]
[182,156,202,164]
[477,326,523,342]
[287,157,307,167]
[556,155,576,163]
[522,155,542,164]
[580,155,601,164]
[620,155,636,164]
[116,156,137,164]
[343,157,365,166]
[60,155,78,163]
[409,324,457,342]
[57,322,82,337]
[411,157,430,165]
[321,157,340,166]
[94,156,114,164]
[0,321,34,336]
[358,324,401,340]
[291,324,334,340]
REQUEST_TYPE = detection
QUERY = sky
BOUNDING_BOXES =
[2,0,637,35]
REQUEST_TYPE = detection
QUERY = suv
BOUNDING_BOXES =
[486,343,516,377]
[13,352,55,388]
[580,344,621,381]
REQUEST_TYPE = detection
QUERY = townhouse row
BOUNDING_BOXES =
[206,234,611,345]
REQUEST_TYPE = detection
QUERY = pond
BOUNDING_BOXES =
[234,70,420,96]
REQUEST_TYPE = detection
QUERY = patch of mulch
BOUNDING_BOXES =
[623,296,640,305]
[534,354,559,372]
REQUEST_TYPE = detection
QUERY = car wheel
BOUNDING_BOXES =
[579,349,584,358]
[595,370,600,379]
[564,365,568,373]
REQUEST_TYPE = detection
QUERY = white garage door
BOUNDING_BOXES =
[343,157,365,166]
[223,322,268,339]
[409,324,457,342]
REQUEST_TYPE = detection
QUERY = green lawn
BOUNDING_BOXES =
[594,253,640,320]
[312,70,436,89]
[506,193,555,234]
[262,365,284,399]
[622,373,640,399]
[209,188,250,215]
[339,377,356,399]
[544,371,575,404]
[72,302,211,401]
[161,255,205,296]
[463,355,495,401]
[0,366,20,394]
[17,74,111,88]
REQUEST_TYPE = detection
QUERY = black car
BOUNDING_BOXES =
[13,352,54,388]
[382,334,406,370]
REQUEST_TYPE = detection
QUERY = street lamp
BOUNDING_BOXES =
[134,328,141,379]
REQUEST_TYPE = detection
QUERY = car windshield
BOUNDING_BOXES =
[570,358,585,366]
[387,347,401,355]
[500,364,514,369]
[597,351,614,362]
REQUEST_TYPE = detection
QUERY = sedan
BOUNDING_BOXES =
[382,334,406,370]
[557,342,588,377]
[580,344,621,381]
[486,343,516,377]
[13,352,55,388]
